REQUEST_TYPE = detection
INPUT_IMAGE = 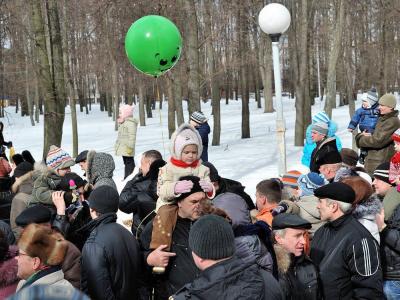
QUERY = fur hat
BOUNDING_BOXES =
[18,224,67,266]
[378,93,397,109]
[170,123,203,160]
[190,111,207,124]
[311,122,328,135]
[46,145,75,171]
[340,148,359,167]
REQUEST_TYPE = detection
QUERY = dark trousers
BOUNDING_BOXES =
[122,156,135,179]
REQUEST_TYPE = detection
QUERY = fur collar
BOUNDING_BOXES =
[0,245,19,286]
[11,171,33,193]
[274,244,292,275]
[353,195,383,219]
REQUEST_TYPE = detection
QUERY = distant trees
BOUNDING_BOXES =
[0,0,399,153]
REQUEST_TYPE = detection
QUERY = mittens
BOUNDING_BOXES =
[174,180,193,194]
[199,180,213,193]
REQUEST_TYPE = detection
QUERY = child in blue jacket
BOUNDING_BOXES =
[348,88,379,164]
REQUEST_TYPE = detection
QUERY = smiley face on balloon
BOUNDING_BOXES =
[125,15,182,77]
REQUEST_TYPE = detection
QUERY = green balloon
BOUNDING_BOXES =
[125,15,182,77]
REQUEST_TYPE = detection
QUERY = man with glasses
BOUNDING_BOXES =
[356,93,400,175]
[16,223,74,292]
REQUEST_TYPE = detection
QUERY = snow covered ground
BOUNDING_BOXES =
[3,93,399,223]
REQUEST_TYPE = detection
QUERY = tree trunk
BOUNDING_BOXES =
[31,0,65,158]
[182,0,200,114]
[138,84,146,126]
[238,5,250,139]
[324,0,345,118]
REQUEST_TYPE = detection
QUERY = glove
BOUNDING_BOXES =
[174,180,193,194]
[199,180,213,193]
[271,203,289,216]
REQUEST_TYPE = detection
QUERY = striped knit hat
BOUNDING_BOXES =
[190,111,207,124]
[297,172,326,196]
[373,162,393,185]
[312,111,330,124]
[311,122,328,135]
[366,88,378,106]
[281,170,302,189]
[46,145,75,171]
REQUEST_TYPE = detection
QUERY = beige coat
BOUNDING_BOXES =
[10,172,33,239]
[16,269,74,292]
[156,163,213,211]
[115,117,138,157]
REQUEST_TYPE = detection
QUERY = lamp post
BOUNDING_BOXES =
[259,3,291,176]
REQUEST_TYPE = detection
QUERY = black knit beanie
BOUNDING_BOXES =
[189,214,235,260]
[88,186,119,214]
[175,175,205,202]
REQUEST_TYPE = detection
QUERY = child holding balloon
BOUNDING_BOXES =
[150,124,214,272]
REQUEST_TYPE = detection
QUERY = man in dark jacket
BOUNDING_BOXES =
[376,202,400,299]
[119,150,166,236]
[190,111,210,162]
[272,213,322,300]
[310,182,384,299]
[171,214,283,300]
[140,176,204,299]
[309,122,340,173]
[81,186,141,300]
[356,93,400,175]
[202,161,255,211]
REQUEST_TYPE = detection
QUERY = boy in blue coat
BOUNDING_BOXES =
[189,111,211,162]
[348,88,380,164]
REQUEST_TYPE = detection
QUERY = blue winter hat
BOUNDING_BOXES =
[312,111,330,124]
[297,172,326,196]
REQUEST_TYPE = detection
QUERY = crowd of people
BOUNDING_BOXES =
[0,96,399,300]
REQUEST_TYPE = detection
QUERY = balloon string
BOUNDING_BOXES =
[156,78,166,158]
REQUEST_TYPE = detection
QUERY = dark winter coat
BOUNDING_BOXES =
[86,150,117,190]
[0,122,12,160]
[119,159,166,235]
[309,137,339,173]
[0,220,15,245]
[0,177,14,224]
[234,221,277,278]
[217,177,255,210]
[195,122,210,162]
[81,213,141,300]
[380,203,400,280]
[310,213,383,299]
[0,245,18,299]
[275,244,322,300]
[348,103,380,133]
[356,110,400,175]
[140,216,199,298]
[171,256,283,300]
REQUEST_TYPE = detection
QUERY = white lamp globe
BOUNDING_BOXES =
[258,3,291,35]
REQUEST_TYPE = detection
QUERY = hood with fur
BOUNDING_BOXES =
[11,171,33,194]
[86,150,117,190]
[169,123,203,160]
[353,195,383,219]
